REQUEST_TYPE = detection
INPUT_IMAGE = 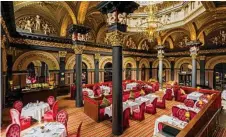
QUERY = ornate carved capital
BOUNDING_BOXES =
[157,54,164,60]
[72,45,85,54]
[168,57,175,62]
[199,56,206,60]
[94,53,101,60]
[59,51,67,58]
[136,57,141,62]
[191,53,197,59]
[105,30,125,46]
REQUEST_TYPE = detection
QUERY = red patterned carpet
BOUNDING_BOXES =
[1,92,181,137]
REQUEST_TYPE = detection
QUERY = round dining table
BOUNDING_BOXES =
[21,122,67,137]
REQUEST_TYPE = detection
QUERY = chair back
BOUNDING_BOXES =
[189,110,197,120]
[13,101,23,113]
[162,94,167,103]
[47,96,55,107]
[184,99,194,108]
[52,101,59,119]
[10,109,21,126]
[56,110,68,133]
[76,122,83,137]
[152,98,157,107]
[177,108,187,121]
[140,102,146,120]
[123,107,131,129]
[172,106,180,117]
[166,88,172,100]
[6,123,20,137]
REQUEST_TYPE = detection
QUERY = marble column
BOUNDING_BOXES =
[94,53,100,83]
[97,1,139,135]
[59,51,67,86]
[68,25,90,107]
[155,45,165,90]
[187,40,201,88]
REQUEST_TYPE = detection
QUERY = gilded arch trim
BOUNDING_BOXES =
[152,59,171,68]
[174,57,200,69]
[205,56,226,69]
[123,57,137,68]
[139,58,150,68]
[12,51,60,71]
[65,54,94,70]
[99,56,112,69]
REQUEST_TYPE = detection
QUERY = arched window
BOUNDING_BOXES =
[104,62,112,82]
[141,64,146,81]
[125,63,132,80]
[214,63,226,91]
[180,63,191,72]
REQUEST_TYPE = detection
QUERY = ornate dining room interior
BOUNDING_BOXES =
[1,1,226,137]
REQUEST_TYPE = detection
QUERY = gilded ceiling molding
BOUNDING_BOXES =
[152,59,171,69]
[161,28,190,44]
[60,15,70,37]
[174,57,200,69]
[77,1,90,24]
[123,57,137,69]
[1,35,8,72]
[201,1,216,11]
[139,58,150,68]
[165,37,174,49]
[99,56,112,69]
[205,55,226,69]
[65,54,94,70]
[12,51,60,71]
[14,1,77,24]
[187,22,197,41]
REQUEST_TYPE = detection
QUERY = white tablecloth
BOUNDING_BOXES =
[83,88,94,97]
[21,102,50,122]
[143,94,159,103]
[187,92,204,101]
[22,122,66,137]
[176,104,200,113]
[126,83,138,90]
[104,100,139,117]
[100,86,111,94]
[222,90,226,100]
[135,96,151,105]
[154,115,187,135]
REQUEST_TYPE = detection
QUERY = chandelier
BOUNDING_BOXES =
[136,3,163,42]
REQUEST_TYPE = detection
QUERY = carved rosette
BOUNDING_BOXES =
[94,53,101,60]
[72,45,86,55]
[105,30,125,46]
[59,51,67,58]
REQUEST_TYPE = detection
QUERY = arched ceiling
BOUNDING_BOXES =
[12,1,226,51]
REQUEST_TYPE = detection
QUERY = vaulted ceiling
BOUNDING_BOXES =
[13,1,226,52]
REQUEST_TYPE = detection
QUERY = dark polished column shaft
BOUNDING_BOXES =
[76,54,83,107]
[149,61,153,79]
[170,61,175,81]
[59,57,65,86]
[94,59,99,83]
[136,61,139,80]
[112,46,123,135]
[200,57,205,86]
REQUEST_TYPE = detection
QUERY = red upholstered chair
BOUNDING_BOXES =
[68,122,83,137]
[132,102,145,121]
[123,107,131,130]
[177,89,187,102]
[13,101,23,113]
[177,108,187,121]
[10,109,31,130]
[145,98,157,114]
[156,94,167,109]
[47,96,55,109]
[172,106,180,118]
[189,110,197,120]
[6,123,20,137]
[165,88,173,100]
[43,101,58,122]
[56,110,68,135]
[184,99,195,108]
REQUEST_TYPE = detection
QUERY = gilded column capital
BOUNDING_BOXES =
[136,57,141,62]
[59,51,67,58]
[157,54,164,61]
[94,53,101,60]
[191,53,197,59]
[199,56,206,60]
[72,45,85,54]
[105,30,125,46]
[168,57,175,62]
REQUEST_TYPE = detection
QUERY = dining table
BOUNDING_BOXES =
[153,115,188,135]
[187,92,204,101]
[21,122,67,137]
[21,101,50,122]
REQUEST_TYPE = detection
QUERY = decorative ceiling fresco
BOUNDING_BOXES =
[13,1,226,51]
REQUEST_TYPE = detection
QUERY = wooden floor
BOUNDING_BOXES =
[1,92,182,137]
